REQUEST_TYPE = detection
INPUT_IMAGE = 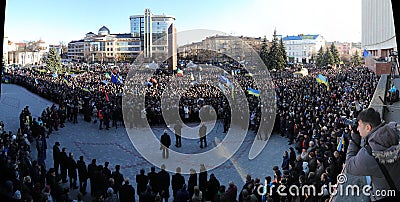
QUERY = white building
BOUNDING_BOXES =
[282,34,326,64]
[362,0,396,73]
[129,8,175,58]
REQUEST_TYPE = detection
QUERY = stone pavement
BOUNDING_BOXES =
[0,84,289,201]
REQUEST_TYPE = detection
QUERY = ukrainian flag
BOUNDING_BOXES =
[337,132,345,151]
[247,87,260,97]
[63,77,69,84]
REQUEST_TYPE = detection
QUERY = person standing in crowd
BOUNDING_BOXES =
[59,147,69,183]
[188,168,197,200]
[136,168,149,197]
[345,108,400,201]
[199,124,207,148]
[172,167,185,201]
[226,181,237,202]
[160,130,171,159]
[53,142,61,176]
[199,164,207,201]
[112,164,124,196]
[176,184,190,202]
[120,178,135,202]
[206,174,220,202]
[98,109,104,130]
[148,166,158,194]
[67,152,78,190]
[158,164,170,202]
[174,122,182,148]
[76,156,88,195]
[87,159,97,197]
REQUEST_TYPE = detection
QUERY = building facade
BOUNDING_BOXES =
[129,8,176,58]
[325,41,362,63]
[178,35,265,63]
[7,40,48,66]
[282,34,326,64]
[68,9,176,63]
[67,26,142,63]
[362,0,397,72]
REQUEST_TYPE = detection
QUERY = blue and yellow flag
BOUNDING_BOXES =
[82,87,90,92]
[247,87,260,97]
[63,77,69,84]
[337,132,345,151]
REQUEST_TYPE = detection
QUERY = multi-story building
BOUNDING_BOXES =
[178,35,265,63]
[362,0,397,73]
[7,40,48,66]
[68,26,141,63]
[282,34,326,64]
[129,8,176,58]
[68,9,176,64]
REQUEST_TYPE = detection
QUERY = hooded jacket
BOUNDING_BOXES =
[345,122,400,201]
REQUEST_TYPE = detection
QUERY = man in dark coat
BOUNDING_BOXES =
[157,164,170,202]
[76,156,88,195]
[87,159,97,196]
[120,178,135,202]
[171,167,185,200]
[160,130,171,159]
[136,169,149,197]
[52,142,61,175]
[67,153,78,189]
[112,164,124,195]
[147,166,158,194]
[59,147,69,183]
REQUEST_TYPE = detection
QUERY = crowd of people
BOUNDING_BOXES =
[1,62,380,201]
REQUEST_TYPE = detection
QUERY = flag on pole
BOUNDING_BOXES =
[337,132,345,151]
[63,76,69,84]
[35,78,39,85]
[102,80,108,85]
[248,87,260,97]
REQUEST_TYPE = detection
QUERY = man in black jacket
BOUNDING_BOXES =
[136,168,149,197]
[59,147,69,183]
[120,178,135,202]
[76,156,88,195]
[87,159,97,196]
[160,130,171,159]
[67,153,78,190]
[52,142,61,175]
[157,164,170,202]
[171,167,185,201]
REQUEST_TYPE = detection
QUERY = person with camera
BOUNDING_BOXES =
[345,108,400,201]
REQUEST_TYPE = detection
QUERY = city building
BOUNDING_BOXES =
[282,34,326,64]
[178,35,265,63]
[7,40,48,66]
[68,9,176,64]
[362,0,397,74]
[67,26,142,63]
[129,8,176,59]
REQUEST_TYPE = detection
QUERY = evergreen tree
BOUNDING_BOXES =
[280,38,287,67]
[267,29,286,70]
[351,50,361,67]
[46,47,62,73]
[323,47,334,66]
[330,43,340,66]
[259,36,269,68]
[316,46,324,67]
